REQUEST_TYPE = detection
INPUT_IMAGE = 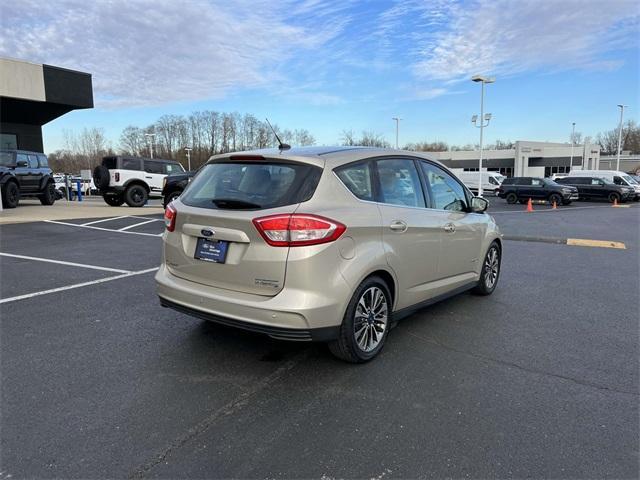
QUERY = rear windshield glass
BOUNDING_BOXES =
[0,152,13,166]
[180,161,321,210]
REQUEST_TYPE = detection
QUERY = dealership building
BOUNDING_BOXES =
[431,140,603,178]
[0,57,93,153]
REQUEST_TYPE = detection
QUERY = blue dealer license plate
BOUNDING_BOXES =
[194,238,229,263]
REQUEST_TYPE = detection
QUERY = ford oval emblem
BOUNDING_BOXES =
[201,229,214,237]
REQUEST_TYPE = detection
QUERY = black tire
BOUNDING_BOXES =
[163,189,182,208]
[124,184,148,207]
[506,193,518,204]
[548,193,562,206]
[39,181,56,205]
[473,242,501,296]
[93,165,110,190]
[103,193,125,207]
[328,276,392,363]
[608,192,620,204]
[1,181,19,208]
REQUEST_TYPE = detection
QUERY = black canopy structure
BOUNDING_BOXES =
[0,58,93,152]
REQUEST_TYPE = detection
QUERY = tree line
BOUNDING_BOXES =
[48,113,640,173]
[48,111,315,172]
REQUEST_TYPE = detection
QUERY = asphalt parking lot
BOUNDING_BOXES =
[1,200,638,479]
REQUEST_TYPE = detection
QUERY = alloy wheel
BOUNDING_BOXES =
[484,247,500,289]
[353,287,388,352]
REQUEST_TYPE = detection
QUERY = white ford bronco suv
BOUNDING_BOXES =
[93,156,184,207]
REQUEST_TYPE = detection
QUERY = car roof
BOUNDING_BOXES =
[210,146,440,168]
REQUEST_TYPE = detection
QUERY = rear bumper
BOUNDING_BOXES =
[155,264,346,342]
[159,297,338,341]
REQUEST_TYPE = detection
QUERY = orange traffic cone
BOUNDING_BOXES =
[613,197,618,207]
[526,198,534,212]
[552,200,557,210]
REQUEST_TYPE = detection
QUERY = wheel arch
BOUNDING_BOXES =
[123,178,150,192]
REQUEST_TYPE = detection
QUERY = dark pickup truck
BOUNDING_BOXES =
[162,170,196,207]
[0,149,57,208]
[497,177,578,205]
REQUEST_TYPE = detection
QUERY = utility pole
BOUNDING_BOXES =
[570,122,575,172]
[616,104,628,171]
[184,147,192,171]
[145,133,156,159]
[392,117,402,149]
[471,75,495,197]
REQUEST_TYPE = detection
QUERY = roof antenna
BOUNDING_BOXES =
[265,118,290,151]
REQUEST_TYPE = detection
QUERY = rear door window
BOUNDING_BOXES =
[27,154,39,168]
[335,162,373,201]
[180,161,321,210]
[122,158,142,170]
[375,158,425,208]
[37,154,48,167]
[144,160,164,174]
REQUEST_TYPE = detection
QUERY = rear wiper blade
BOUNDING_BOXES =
[211,198,262,209]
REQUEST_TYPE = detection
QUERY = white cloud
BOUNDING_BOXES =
[408,0,639,82]
[0,0,350,107]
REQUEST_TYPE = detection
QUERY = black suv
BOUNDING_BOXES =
[0,150,57,208]
[161,170,196,207]
[497,177,578,205]
[555,176,634,203]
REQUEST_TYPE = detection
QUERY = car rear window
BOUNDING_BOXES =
[180,161,321,210]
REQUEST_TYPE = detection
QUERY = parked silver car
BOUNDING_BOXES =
[156,147,502,362]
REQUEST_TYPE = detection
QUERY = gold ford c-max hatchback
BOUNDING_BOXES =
[156,147,502,362]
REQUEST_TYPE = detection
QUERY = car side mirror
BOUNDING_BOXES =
[16,160,28,168]
[471,196,489,213]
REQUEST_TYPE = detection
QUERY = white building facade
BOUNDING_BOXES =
[431,140,601,178]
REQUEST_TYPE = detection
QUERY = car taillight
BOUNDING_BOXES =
[164,204,177,232]
[115,172,120,182]
[253,214,346,247]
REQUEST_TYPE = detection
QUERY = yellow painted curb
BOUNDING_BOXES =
[612,205,631,208]
[567,238,626,249]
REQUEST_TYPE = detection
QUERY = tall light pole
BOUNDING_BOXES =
[616,104,628,171]
[471,75,495,197]
[569,122,575,172]
[392,117,402,149]
[145,133,156,159]
[184,147,192,171]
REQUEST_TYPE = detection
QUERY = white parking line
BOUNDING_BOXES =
[45,220,163,237]
[0,267,159,304]
[0,252,131,273]
[119,218,162,231]
[81,216,130,226]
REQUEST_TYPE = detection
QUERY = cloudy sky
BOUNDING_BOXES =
[2,0,638,151]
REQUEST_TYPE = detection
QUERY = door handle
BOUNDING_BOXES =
[145,176,152,179]
[443,223,456,233]
[389,220,408,233]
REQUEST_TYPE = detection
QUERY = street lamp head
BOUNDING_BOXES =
[617,104,628,108]
[471,115,478,123]
[471,75,495,83]
[484,113,492,121]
